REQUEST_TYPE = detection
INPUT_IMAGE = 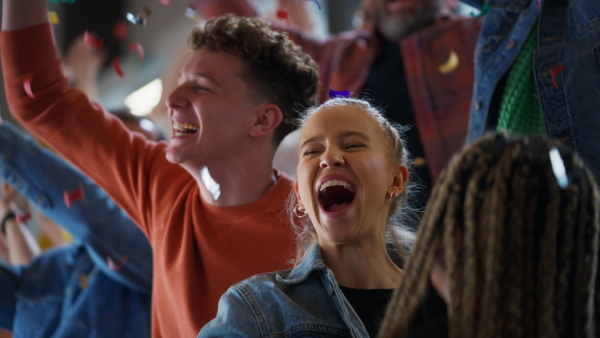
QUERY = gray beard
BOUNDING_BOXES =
[374,2,441,41]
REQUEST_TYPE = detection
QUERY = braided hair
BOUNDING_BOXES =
[379,133,599,338]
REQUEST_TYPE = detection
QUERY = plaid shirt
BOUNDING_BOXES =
[286,17,482,182]
[201,1,481,182]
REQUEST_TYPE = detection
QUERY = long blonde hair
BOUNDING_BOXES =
[379,133,600,338]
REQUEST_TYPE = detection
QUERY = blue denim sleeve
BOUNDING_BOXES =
[198,286,261,337]
[0,122,152,294]
[0,262,19,330]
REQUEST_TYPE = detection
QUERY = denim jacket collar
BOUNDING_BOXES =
[276,244,327,285]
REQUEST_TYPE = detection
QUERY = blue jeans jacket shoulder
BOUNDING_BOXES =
[199,245,369,337]
[468,0,600,181]
[0,122,152,293]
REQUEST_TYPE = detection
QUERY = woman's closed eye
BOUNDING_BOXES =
[303,149,322,156]
[345,143,366,150]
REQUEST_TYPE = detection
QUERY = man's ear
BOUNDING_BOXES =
[249,104,283,138]
[388,165,409,197]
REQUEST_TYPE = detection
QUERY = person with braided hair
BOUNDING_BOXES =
[379,133,600,338]
[199,98,447,337]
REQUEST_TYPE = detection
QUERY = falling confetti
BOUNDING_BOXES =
[107,255,129,271]
[16,212,32,224]
[549,147,569,188]
[112,21,129,41]
[112,58,125,78]
[550,64,564,89]
[299,0,321,10]
[23,75,36,99]
[126,5,152,26]
[48,11,60,24]
[159,0,171,4]
[438,50,459,74]
[329,88,351,98]
[84,30,104,48]
[276,9,289,20]
[78,274,89,289]
[64,184,85,208]
[129,43,145,62]
[470,3,490,18]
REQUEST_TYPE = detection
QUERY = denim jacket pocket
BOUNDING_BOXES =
[571,0,600,33]
[488,0,531,12]
[14,293,62,337]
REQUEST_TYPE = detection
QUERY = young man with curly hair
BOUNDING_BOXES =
[0,1,319,336]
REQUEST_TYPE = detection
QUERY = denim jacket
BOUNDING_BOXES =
[0,122,152,337]
[464,0,600,180]
[199,244,370,337]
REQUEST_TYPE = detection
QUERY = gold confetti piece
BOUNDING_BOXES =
[48,11,60,24]
[438,51,459,75]
[79,274,89,289]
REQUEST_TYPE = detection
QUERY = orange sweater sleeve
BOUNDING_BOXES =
[0,23,189,240]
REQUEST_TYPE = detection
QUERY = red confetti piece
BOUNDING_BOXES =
[550,64,564,89]
[107,255,129,271]
[64,184,85,208]
[159,0,170,4]
[129,43,145,62]
[84,30,104,48]
[112,58,125,78]
[276,9,289,20]
[23,75,36,99]
[16,212,32,224]
[112,21,129,41]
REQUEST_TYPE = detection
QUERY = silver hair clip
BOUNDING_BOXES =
[200,167,221,200]
[549,147,569,189]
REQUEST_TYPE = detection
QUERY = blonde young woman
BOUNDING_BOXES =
[199,98,447,337]
[379,133,600,338]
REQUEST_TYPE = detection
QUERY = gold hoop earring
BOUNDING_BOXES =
[294,204,307,218]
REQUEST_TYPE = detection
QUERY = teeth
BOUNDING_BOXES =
[172,121,199,133]
[319,180,355,194]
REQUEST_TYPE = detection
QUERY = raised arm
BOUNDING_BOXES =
[1,0,48,31]
[0,182,41,265]
[0,122,152,294]
[1,0,189,240]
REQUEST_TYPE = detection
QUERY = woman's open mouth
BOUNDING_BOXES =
[318,179,356,214]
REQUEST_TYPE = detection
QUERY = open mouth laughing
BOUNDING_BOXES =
[172,121,199,137]
[318,179,357,213]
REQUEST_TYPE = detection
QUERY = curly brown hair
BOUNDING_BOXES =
[189,14,319,146]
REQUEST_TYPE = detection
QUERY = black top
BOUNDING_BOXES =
[339,284,448,338]
[339,285,394,337]
[360,31,432,214]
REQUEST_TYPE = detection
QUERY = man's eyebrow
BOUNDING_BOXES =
[177,72,221,88]
[192,72,221,88]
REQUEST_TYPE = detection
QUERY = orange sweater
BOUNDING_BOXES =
[1,23,296,337]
